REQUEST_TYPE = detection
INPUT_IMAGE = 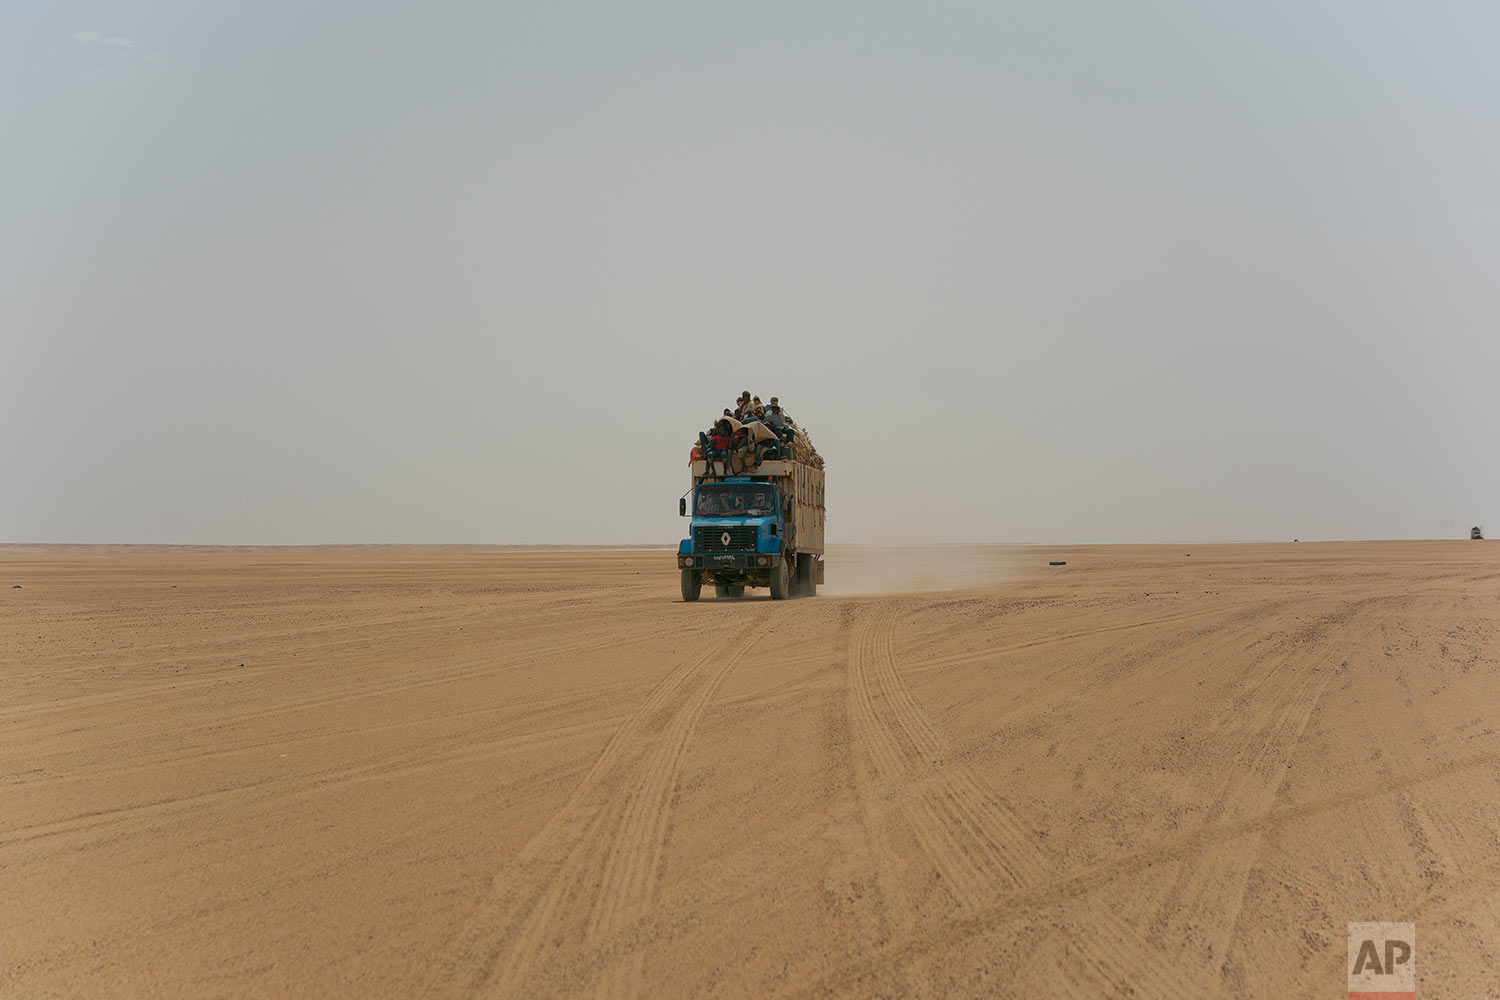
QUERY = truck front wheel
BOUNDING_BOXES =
[681,568,702,602]
[769,557,791,600]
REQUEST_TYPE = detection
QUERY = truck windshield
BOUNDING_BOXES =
[696,484,776,517]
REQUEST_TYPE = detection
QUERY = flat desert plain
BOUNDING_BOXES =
[3,542,1499,998]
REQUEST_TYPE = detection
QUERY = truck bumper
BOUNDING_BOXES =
[677,552,781,571]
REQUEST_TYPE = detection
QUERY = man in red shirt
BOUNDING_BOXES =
[698,418,735,465]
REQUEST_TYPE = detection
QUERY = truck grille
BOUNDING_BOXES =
[695,526,757,552]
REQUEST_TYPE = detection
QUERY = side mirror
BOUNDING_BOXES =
[679,497,687,516]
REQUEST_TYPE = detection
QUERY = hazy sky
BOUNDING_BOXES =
[5,2,1498,545]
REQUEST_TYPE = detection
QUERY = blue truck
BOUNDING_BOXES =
[676,458,826,600]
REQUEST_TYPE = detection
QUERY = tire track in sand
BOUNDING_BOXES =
[1145,599,1377,989]
[0,714,630,851]
[796,749,1500,1000]
[824,606,902,990]
[432,613,769,998]
[849,610,1041,905]
[846,607,1192,998]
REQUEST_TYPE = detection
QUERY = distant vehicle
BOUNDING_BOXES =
[676,456,825,601]
[1473,526,1485,540]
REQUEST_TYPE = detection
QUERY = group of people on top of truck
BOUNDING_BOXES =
[728,390,793,428]
[692,390,810,474]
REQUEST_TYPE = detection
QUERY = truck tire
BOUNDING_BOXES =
[715,582,731,599]
[728,584,745,598]
[769,557,790,600]
[681,569,702,602]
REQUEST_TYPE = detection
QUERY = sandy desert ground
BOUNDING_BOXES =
[3,542,1499,998]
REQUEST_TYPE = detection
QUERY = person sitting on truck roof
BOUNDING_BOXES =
[764,398,794,441]
[727,426,756,474]
[734,392,752,420]
[699,419,734,463]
